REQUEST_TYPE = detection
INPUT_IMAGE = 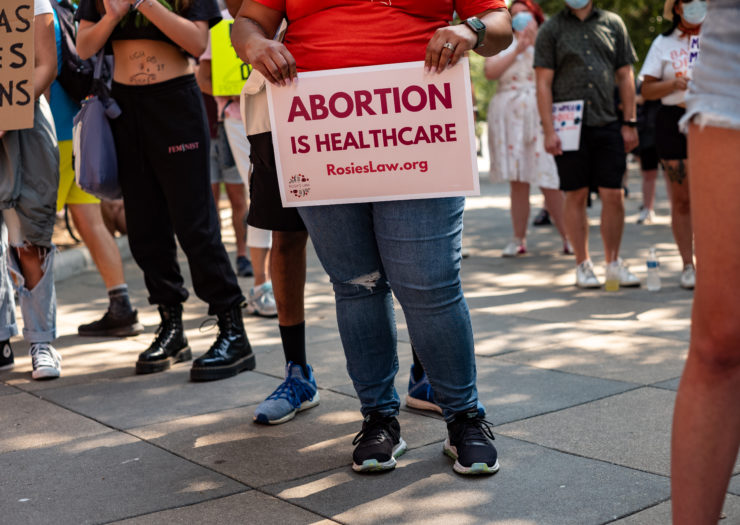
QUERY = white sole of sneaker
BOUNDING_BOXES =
[0,363,14,371]
[443,438,500,475]
[32,366,61,380]
[352,438,407,473]
[405,394,443,415]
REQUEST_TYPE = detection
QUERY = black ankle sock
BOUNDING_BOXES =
[108,285,134,318]
[280,322,307,370]
[411,347,425,381]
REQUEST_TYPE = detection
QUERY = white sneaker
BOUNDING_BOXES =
[616,258,641,287]
[502,241,526,257]
[636,208,655,224]
[680,265,696,289]
[246,282,278,318]
[576,260,601,288]
[30,343,61,380]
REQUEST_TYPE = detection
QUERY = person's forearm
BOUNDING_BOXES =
[617,67,636,121]
[33,64,56,99]
[135,0,208,56]
[195,60,213,94]
[77,16,120,60]
[642,78,679,101]
[537,80,555,135]
[484,50,517,80]
[475,10,513,57]
[34,14,57,98]
[231,16,275,64]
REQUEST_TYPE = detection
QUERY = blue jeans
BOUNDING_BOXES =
[298,197,481,422]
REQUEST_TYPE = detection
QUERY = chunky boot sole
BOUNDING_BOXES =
[79,322,145,338]
[135,346,192,375]
[189,351,256,382]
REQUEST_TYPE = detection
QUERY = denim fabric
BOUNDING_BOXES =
[298,197,481,421]
[681,0,740,131]
[0,219,56,343]
[0,226,19,342]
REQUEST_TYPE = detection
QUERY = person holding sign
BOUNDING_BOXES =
[534,0,641,290]
[484,0,570,258]
[640,0,704,290]
[0,0,63,379]
[233,0,512,475]
[75,0,255,381]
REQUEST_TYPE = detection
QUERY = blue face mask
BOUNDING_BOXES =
[565,0,590,9]
[682,0,707,25]
[512,12,534,32]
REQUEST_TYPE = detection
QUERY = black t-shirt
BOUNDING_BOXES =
[75,0,221,53]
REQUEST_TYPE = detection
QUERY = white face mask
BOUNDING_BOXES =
[682,0,707,25]
[565,0,590,9]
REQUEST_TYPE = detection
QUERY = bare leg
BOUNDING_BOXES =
[509,181,530,243]
[69,203,126,288]
[540,188,567,242]
[672,124,740,525]
[597,187,625,264]
[271,231,308,325]
[662,160,694,267]
[15,246,45,289]
[224,183,248,259]
[564,188,590,265]
[642,168,658,211]
[250,247,270,287]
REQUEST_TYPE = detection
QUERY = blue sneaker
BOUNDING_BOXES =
[254,362,320,425]
[405,364,442,414]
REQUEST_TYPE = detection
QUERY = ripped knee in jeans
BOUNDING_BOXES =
[345,270,382,291]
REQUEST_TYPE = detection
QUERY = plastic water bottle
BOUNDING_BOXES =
[646,247,661,291]
[605,261,620,292]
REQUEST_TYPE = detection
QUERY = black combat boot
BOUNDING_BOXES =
[190,302,255,382]
[135,304,191,374]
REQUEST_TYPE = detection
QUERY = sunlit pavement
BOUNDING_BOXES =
[1,163,739,525]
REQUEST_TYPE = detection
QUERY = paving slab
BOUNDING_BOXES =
[651,377,681,391]
[0,392,110,454]
[112,491,335,525]
[611,493,740,525]
[499,332,688,384]
[0,381,17,396]
[730,474,740,496]
[0,431,246,525]
[496,387,735,477]
[36,367,288,430]
[263,435,670,525]
[129,390,443,487]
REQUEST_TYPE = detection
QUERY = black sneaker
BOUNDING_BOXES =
[532,208,551,226]
[236,256,253,277]
[352,413,407,473]
[78,309,144,337]
[0,340,13,371]
[444,410,499,475]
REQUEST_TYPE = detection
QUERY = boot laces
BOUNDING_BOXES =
[352,415,396,446]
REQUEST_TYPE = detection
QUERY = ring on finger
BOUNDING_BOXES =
[442,42,455,51]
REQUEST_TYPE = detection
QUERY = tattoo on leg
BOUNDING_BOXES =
[665,159,687,184]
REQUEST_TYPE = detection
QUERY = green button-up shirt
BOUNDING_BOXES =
[534,7,637,127]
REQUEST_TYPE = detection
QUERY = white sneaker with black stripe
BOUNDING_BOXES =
[30,343,61,380]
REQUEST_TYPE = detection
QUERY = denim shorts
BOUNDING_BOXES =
[680,0,740,131]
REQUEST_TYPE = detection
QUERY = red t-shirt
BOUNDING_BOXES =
[253,0,505,72]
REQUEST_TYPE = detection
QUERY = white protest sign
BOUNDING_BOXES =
[688,36,700,72]
[552,100,584,152]
[0,0,35,131]
[266,59,479,207]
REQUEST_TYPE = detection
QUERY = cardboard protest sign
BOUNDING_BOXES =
[210,20,251,96]
[267,58,479,207]
[552,100,584,152]
[0,0,35,131]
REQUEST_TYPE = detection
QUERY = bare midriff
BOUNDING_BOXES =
[112,39,193,85]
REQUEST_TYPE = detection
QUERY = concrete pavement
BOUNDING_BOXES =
[1,167,739,525]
